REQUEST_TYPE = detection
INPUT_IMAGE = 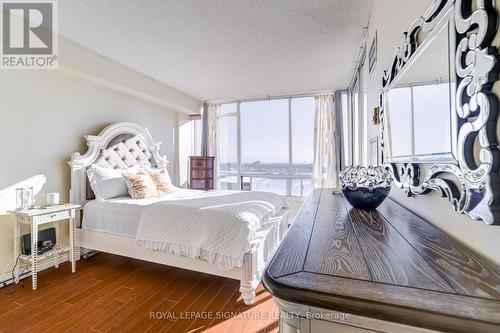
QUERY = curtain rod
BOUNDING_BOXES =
[207,89,346,105]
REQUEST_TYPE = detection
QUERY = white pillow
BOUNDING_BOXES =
[86,165,138,200]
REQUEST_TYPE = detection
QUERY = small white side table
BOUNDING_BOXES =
[9,204,80,290]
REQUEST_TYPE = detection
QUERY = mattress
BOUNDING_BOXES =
[82,189,286,238]
[82,189,204,237]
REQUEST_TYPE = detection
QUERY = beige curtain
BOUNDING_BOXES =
[313,95,337,188]
[206,104,219,156]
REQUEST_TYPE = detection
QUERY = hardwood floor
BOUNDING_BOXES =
[0,253,279,333]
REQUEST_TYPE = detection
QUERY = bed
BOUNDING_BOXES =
[69,122,289,304]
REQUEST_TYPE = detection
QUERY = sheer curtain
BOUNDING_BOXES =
[201,103,221,188]
[313,95,338,188]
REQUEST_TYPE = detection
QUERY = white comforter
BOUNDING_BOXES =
[135,190,287,270]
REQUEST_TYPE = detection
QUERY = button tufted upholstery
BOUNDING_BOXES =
[86,134,156,199]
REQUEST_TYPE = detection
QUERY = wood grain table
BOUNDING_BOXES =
[263,189,500,333]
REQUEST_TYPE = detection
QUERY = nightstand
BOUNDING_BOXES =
[8,204,80,290]
[190,156,215,190]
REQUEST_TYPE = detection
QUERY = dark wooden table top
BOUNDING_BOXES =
[263,189,500,333]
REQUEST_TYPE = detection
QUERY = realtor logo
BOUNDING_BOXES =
[1,1,58,69]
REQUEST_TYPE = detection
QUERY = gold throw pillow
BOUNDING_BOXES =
[148,168,178,195]
[122,170,158,199]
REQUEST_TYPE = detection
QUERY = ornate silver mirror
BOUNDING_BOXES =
[380,0,500,225]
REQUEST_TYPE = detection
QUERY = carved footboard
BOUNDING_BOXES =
[240,208,289,305]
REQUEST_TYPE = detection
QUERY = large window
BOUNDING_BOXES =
[218,97,315,197]
[241,99,289,173]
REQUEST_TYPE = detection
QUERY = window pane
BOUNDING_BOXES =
[220,174,239,190]
[220,103,237,115]
[241,99,289,175]
[291,178,313,197]
[291,97,314,175]
[218,115,237,173]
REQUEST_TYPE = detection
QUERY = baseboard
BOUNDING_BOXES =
[0,253,69,288]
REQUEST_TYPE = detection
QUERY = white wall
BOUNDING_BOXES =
[176,114,195,188]
[0,36,201,276]
[363,0,500,265]
[60,39,201,115]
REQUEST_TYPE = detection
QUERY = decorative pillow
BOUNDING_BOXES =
[147,168,178,195]
[122,170,158,199]
[86,165,134,200]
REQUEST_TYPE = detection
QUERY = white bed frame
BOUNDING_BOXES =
[68,122,289,304]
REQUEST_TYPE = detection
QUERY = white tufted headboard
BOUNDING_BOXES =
[68,122,168,226]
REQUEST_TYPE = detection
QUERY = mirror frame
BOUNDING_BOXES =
[380,0,500,225]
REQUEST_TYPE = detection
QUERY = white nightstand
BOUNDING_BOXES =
[9,204,80,290]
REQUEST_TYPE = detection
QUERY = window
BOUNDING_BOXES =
[241,99,289,174]
[291,97,315,175]
[218,103,238,190]
[218,113,237,173]
[217,96,316,197]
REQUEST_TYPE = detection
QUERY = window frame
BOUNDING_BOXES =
[217,96,316,197]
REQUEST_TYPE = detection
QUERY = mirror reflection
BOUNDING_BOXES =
[385,21,454,162]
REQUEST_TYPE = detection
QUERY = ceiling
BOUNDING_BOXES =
[59,0,372,101]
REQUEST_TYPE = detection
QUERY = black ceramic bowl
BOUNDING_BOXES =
[342,186,391,210]
[338,166,393,211]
